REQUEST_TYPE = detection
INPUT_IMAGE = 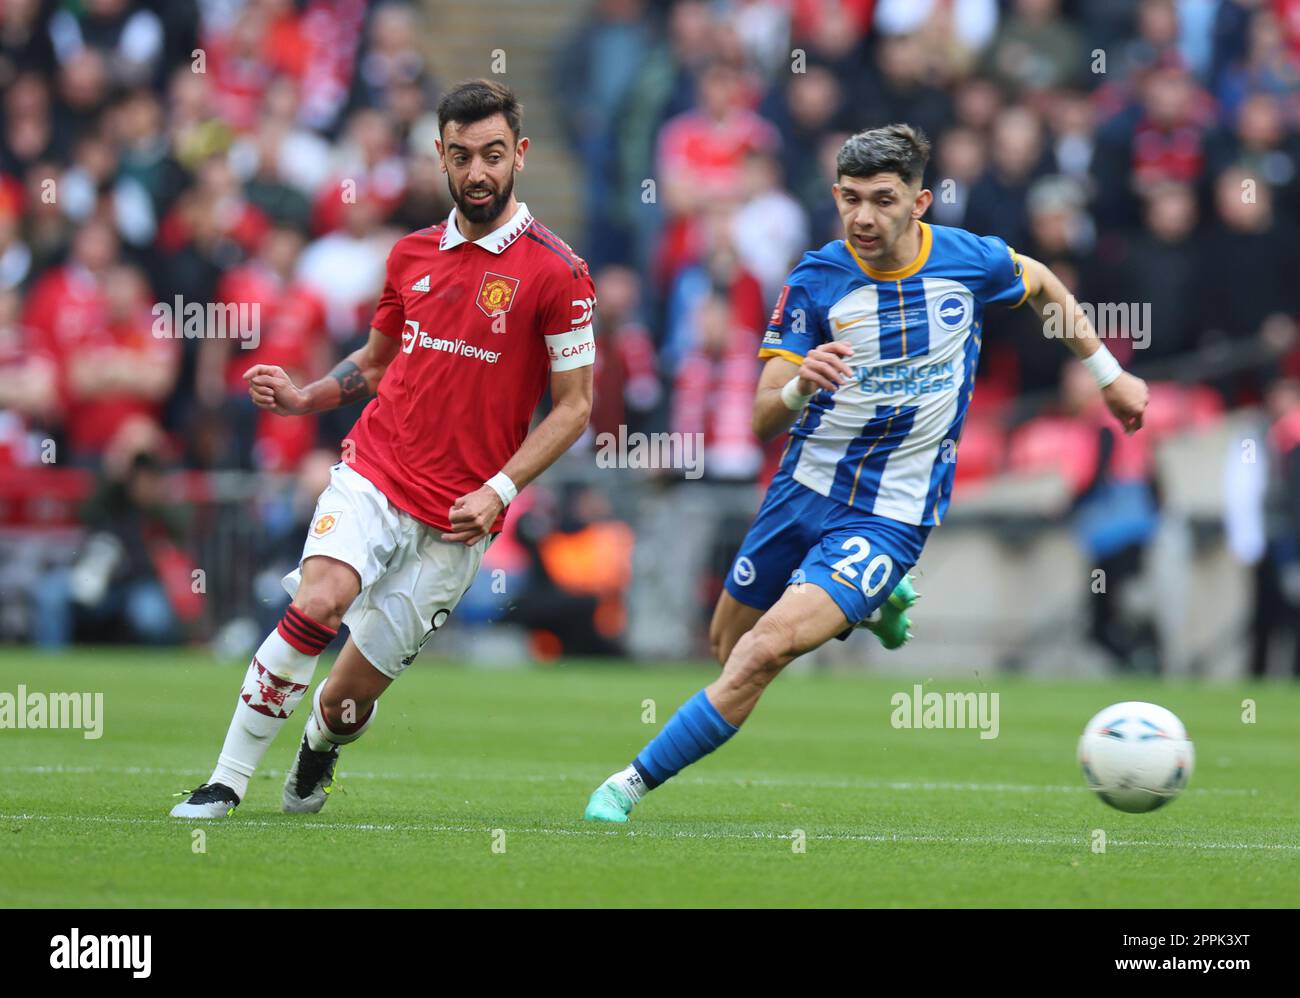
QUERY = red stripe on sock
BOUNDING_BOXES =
[286,604,336,643]
[278,618,328,655]
[276,607,337,655]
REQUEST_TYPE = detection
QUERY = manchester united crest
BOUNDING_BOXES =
[312,512,340,537]
[476,271,521,317]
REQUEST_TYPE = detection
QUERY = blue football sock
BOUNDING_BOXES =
[632,689,738,790]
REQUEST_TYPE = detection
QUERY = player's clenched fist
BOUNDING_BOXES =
[797,341,856,394]
[243,364,307,416]
[442,486,504,545]
[1101,371,1149,435]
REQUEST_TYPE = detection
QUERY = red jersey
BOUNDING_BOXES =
[346,202,597,533]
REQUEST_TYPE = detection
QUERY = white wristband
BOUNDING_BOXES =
[780,376,816,411]
[1082,343,1123,389]
[485,472,517,507]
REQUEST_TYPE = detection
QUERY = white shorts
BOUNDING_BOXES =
[282,462,490,679]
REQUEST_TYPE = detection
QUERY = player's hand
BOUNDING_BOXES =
[797,341,855,394]
[442,486,504,545]
[243,364,307,416]
[1102,371,1148,435]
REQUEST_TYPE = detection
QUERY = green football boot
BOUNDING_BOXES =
[858,574,918,650]
[583,779,635,823]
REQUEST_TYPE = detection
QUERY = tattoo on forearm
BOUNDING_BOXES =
[331,361,370,404]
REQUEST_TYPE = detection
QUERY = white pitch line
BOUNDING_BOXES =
[0,812,1296,852]
[0,765,1258,796]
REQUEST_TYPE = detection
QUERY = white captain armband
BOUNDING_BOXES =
[545,325,596,372]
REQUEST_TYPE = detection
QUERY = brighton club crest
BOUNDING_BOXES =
[477,272,520,317]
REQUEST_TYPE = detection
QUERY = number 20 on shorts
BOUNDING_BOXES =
[830,537,894,596]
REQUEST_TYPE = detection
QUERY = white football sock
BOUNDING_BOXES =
[209,629,320,799]
[611,764,646,803]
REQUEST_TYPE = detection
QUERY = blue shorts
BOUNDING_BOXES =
[724,473,930,631]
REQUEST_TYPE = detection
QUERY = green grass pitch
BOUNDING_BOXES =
[2,648,1297,907]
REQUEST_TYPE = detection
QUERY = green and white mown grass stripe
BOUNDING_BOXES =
[1,650,1296,907]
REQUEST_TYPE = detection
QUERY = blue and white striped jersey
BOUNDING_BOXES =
[760,221,1031,527]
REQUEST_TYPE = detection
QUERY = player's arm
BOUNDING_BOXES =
[1017,254,1149,434]
[243,327,400,416]
[751,343,854,442]
[442,365,593,544]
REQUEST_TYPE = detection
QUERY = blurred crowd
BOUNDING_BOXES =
[0,0,1296,669]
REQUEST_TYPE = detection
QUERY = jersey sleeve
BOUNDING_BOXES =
[976,234,1032,309]
[540,264,597,372]
[369,245,406,338]
[758,276,826,364]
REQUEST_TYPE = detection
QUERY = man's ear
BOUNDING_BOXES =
[434,138,446,173]
[912,187,933,218]
[515,135,529,169]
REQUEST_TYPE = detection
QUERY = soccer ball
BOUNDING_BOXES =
[1077,701,1194,813]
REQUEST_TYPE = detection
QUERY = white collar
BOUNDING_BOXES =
[440,201,533,254]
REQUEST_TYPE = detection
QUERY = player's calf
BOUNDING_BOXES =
[585,585,846,823]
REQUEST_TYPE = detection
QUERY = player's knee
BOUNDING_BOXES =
[727,618,796,687]
[292,590,348,632]
[752,620,798,674]
[296,557,359,630]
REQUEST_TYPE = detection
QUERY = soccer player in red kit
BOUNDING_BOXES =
[172,80,596,818]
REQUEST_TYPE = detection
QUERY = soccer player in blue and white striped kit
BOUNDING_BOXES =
[585,123,1150,822]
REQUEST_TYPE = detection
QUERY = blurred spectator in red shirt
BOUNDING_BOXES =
[589,264,661,440]
[65,262,176,461]
[662,208,765,373]
[311,108,407,235]
[199,224,328,471]
[0,284,57,467]
[672,290,762,480]
[21,215,114,372]
[201,0,293,134]
[657,58,778,210]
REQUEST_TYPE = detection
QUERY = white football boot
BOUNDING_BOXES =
[170,783,241,819]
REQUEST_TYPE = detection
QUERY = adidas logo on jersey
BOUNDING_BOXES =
[412,274,431,292]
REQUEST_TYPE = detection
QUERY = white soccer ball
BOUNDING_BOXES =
[1077,701,1194,813]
